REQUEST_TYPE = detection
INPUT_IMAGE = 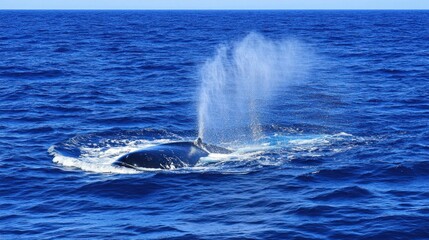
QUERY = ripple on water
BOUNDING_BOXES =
[1,10,429,240]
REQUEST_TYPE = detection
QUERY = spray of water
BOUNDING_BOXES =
[197,33,312,144]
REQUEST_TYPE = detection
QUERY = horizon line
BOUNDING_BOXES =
[0,8,428,11]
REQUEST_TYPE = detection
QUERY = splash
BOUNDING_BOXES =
[198,33,312,143]
[50,129,365,174]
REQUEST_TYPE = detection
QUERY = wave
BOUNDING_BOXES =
[0,69,66,80]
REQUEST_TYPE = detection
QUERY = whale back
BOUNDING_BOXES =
[194,137,233,154]
[201,142,233,154]
[114,141,209,169]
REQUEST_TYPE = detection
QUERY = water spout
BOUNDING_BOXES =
[198,33,311,143]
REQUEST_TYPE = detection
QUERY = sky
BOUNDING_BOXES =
[0,0,428,10]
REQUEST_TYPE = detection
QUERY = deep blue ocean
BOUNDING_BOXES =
[1,10,428,239]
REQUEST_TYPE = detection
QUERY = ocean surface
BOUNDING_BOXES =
[0,10,428,239]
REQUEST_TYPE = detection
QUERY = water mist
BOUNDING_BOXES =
[198,33,311,144]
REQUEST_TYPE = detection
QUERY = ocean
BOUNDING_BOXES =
[0,10,428,239]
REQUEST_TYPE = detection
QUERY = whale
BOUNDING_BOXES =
[113,138,232,170]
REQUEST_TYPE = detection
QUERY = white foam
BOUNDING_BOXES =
[286,132,360,157]
[50,132,361,174]
[49,139,174,174]
[197,143,275,168]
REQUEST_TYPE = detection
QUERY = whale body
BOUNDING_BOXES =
[114,138,231,170]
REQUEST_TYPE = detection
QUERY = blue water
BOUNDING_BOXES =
[1,10,429,239]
